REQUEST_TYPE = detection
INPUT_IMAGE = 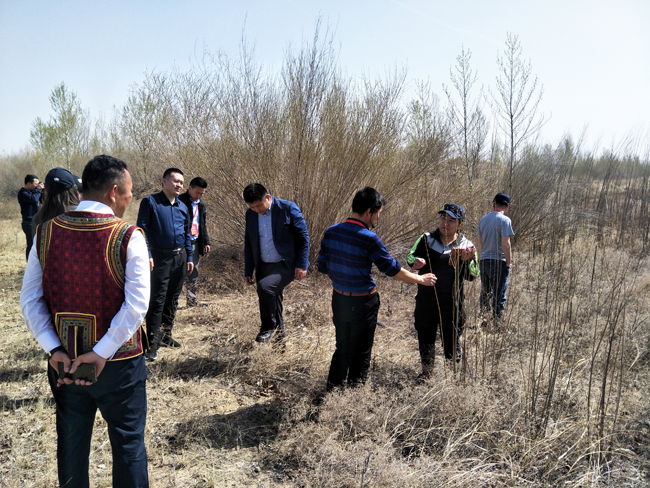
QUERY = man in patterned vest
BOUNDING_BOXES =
[20,155,150,488]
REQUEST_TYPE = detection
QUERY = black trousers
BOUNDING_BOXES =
[186,240,200,301]
[256,261,294,336]
[327,291,380,388]
[22,220,33,261]
[414,292,464,367]
[146,248,186,351]
[47,355,148,488]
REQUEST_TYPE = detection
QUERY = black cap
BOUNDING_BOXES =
[438,203,465,220]
[45,167,77,195]
[72,174,83,192]
[494,193,511,205]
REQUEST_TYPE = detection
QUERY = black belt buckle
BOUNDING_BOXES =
[151,247,183,255]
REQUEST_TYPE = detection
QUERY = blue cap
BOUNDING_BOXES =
[45,167,77,195]
[438,203,465,220]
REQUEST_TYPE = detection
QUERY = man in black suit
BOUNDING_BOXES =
[179,177,212,307]
[243,183,309,343]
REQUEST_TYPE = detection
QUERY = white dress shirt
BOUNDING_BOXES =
[20,200,150,359]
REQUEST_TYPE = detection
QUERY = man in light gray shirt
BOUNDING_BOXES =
[477,193,515,324]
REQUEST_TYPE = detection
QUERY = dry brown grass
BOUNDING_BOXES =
[1,214,649,487]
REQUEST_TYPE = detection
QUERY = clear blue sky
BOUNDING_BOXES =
[1,0,648,155]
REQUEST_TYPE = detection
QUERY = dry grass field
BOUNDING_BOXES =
[1,212,649,487]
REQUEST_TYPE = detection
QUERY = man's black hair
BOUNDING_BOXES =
[163,168,184,179]
[82,155,128,195]
[25,174,38,185]
[189,177,208,189]
[352,186,385,215]
[243,183,268,203]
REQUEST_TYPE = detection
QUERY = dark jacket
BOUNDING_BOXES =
[17,187,42,221]
[179,191,211,256]
[244,197,309,277]
[407,229,478,299]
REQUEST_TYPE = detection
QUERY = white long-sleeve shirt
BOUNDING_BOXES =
[20,200,150,359]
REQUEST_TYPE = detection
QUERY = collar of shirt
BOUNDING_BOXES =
[346,217,368,229]
[74,200,115,215]
[260,196,274,216]
[159,190,181,206]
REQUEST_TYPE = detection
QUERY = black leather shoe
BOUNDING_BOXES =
[255,330,274,343]
[144,350,157,362]
[187,298,209,308]
[161,337,181,348]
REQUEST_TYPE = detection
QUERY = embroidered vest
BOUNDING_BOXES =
[36,211,145,361]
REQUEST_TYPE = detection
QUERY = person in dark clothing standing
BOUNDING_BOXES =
[137,168,193,361]
[179,177,211,307]
[317,187,437,389]
[243,183,310,344]
[18,174,44,260]
[407,203,479,376]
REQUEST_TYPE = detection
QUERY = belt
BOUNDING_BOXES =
[150,247,184,255]
[333,287,376,297]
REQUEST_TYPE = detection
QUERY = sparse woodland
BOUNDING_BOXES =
[1,25,649,487]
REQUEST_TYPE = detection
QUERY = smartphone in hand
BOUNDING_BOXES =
[58,362,97,383]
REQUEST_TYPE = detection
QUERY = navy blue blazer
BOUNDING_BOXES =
[244,197,310,277]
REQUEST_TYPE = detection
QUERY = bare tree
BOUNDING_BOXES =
[443,46,488,185]
[490,33,547,192]
[120,78,172,193]
[405,82,450,207]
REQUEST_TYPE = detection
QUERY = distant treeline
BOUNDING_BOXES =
[2,24,649,259]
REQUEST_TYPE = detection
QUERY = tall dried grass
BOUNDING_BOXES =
[1,208,649,486]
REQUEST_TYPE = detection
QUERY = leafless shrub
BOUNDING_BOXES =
[116,21,459,260]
